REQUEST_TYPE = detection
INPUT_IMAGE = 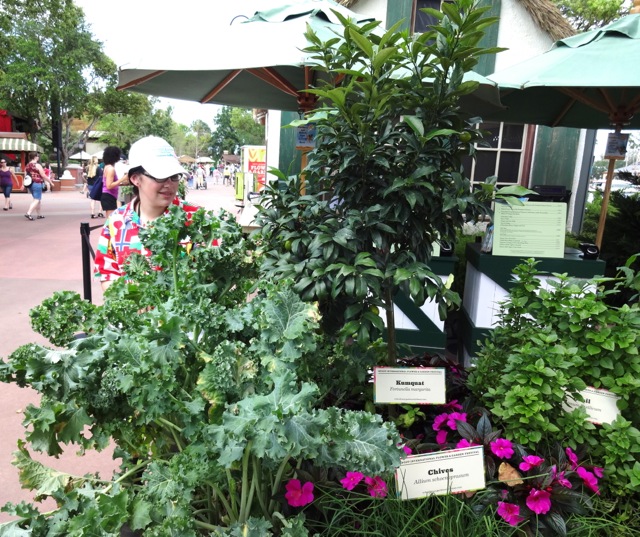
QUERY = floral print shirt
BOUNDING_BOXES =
[94,197,201,283]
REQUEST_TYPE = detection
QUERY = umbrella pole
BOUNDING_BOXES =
[595,157,616,249]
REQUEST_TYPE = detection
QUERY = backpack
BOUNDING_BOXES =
[89,175,103,200]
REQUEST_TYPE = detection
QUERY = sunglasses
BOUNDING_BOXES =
[142,172,182,184]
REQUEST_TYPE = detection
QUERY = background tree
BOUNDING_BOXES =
[208,106,241,162]
[0,0,114,167]
[230,108,265,147]
[186,119,212,158]
[554,0,632,31]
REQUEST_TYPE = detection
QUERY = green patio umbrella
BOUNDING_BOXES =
[117,0,502,116]
[486,14,640,247]
[117,0,373,112]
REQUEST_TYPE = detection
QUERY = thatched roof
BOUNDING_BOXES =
[338,0,575,41]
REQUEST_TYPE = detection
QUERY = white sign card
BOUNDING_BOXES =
[493,201,566,258]
[295,123,316,150]
[604,132,630,160]
[396,446,486,500]
[374,367,446,405]
[564,387,621,424]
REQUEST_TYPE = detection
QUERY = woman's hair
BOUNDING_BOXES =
[88,156,98,177]
[128,165,144,198]
[103,146,121,166]
[28,151,38,161]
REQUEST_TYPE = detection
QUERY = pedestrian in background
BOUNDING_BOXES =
[24,152,53,221]
[100,146,127,218]
[0,158,16,210]
[86,156,104,218]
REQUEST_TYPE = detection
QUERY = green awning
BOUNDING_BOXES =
[0,137,43,153]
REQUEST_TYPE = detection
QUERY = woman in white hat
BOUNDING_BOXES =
[94,136,200,291]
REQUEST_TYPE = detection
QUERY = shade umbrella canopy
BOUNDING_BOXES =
[196,156,214,163]
[486,14,640,129]
[485,14,640,248]
[117,1,502,116]
[69,151,92,160]
[117,1,373,112]
[91,150,104,159]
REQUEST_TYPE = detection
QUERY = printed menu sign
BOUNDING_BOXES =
[396,446,486,500]
[374,367,446,405]
[493,201,566,258]
[564,387,621,424]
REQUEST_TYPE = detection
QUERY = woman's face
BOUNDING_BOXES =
[0,159,7,168]
[132,171,180,210]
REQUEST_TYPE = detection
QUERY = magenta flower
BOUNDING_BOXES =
[446,412,468,430]
[526,488,552,515]
[565,447,579,469]
[436,429,448,445]
[285,479,314,507]
[444,399,463,411]
[432,413,449,431]
[593,467,604,478]
[456,438,475,449]
[340,471,364,491]
[364,476,388,498]
[577,467,600,495]
[497,501,524,526]
[490,438,514,459]
[555,471,573,489]
[402,445,412,455]
[519,455,544,472]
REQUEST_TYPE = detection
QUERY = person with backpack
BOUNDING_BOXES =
[86,156,104,218]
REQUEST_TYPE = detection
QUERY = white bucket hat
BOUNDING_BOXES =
[127,136,185,179]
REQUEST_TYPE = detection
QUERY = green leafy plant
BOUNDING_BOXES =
[256,0,502,365]
[0,208,404,535]
[468,259,640,496]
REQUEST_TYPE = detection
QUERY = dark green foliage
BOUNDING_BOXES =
[257,0,500,364]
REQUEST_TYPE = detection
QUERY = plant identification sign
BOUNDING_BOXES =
[564,386,621,424]
[374,367,446,405]
[395,446,486,500]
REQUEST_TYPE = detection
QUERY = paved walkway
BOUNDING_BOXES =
[0,180,238,522]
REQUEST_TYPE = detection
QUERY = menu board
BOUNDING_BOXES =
[493,201,566,258]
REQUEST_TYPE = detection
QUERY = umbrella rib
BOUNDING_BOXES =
[247,68,300,98]
[560,88,613,116]
[117,70,167,90]
[201,70,243,103]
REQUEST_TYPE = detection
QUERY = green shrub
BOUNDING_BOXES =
[468,259,640,496]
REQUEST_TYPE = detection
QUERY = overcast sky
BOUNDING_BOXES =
[73,0,266,128]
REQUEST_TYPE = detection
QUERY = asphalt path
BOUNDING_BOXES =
[0,179,238,522]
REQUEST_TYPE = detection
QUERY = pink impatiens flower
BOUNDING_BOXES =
[519,455,544,472]
[593,467,604,478]
[432,413,449,431]
[456,438,476,449]
[490,438,514,459]
[555,471,573,489]
[285,479,314,507]
[364,476,388,498]
[526,488,552,515]
[340,471,364,491]
[565,447,579,469]
[444,399,463,411]
[497,501,524,526]
[436,430,448,445]
[577,467,600,495]
[402,445,412,455]
[446,412,468,431]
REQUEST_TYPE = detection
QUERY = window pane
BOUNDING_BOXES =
[414,0,440,33]
[479,122,501,148]
[501,124,525,149]
[497,152,521,183]
[475,152,497,181]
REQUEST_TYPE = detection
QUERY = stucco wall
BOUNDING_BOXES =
[494,0,555,71]
[349,0,388,24]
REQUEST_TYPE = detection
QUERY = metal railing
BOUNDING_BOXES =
[80,222,103,303]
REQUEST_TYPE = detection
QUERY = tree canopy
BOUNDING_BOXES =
[554,0,633,31]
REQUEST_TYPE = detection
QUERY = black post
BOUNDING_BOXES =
[81,222,92,303]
